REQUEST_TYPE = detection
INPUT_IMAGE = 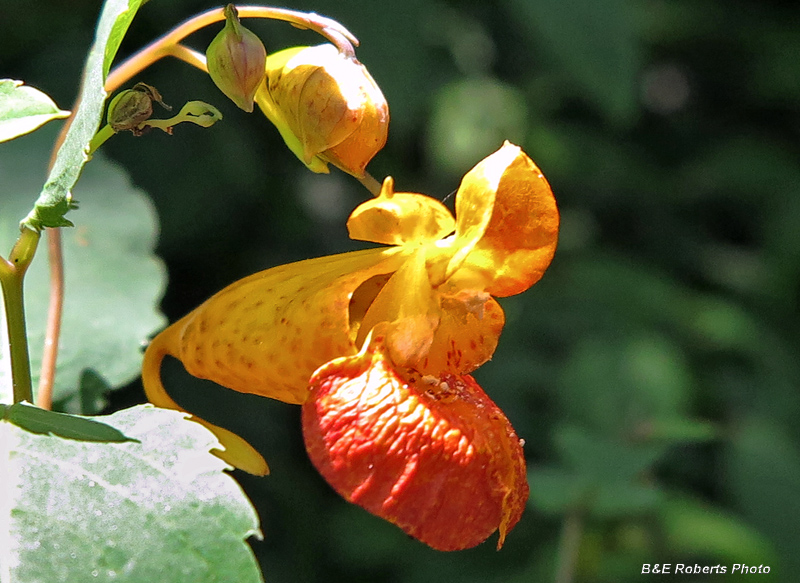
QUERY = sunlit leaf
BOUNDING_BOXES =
[103,0,147,78]
[0,79,69,143]
[0,405,264,583]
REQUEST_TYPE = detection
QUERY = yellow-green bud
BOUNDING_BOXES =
[107,83,170,135]
[255,44,389,178]
[206,4,267,113]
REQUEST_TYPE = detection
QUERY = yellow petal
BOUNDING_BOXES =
[446,141,559,297]
[255,77,330,174]
[356,249,439,365]
[142,341,269,476]
[347,177,455,246]
[142,247,408,406]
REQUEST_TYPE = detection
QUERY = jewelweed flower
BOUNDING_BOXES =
[254,44,389,178]
[142,141,558,549]
[303,327,528,550]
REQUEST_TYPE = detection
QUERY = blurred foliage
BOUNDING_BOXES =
[2,0,799,580]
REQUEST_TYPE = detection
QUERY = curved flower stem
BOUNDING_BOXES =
[34,102,77,410]
[554,510,583,583]
[0,228,41,404]
[105,5,359,93]
[169,43,208,72]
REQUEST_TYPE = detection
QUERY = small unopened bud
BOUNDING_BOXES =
[255,44,389,178]
[206,4,267,112]
[107,83,170,135]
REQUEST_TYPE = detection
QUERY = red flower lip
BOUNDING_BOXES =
[302,331,529,551]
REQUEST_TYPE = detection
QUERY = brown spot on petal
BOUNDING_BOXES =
[142,247,408,406]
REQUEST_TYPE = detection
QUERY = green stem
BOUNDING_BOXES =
[554,510,583,583]
[0,227,41,404]
[87,124,116,157]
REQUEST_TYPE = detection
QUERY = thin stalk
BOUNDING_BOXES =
[0,228,41,404]
[105,5,358,93]
[554,510,583,583]
[35,228,64,410]
[86,124,116,157]
[169,43,207,72]
[357,172,382,196]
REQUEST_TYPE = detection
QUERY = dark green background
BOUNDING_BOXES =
[3,0,799,581]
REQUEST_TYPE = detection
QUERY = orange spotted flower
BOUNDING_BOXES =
[142,141,558,550]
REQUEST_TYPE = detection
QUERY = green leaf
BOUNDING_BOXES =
[79,368,115,415]
[0,405,264,583]
[4,401,134,442]
[559,333,693,435]
[645,418,720,443]
[725,417,800,574]
[0,79,70,143]
[509,0,641,124]
[21,0,144,230]
[529,425,668,518]
[103,0,146,78]
[555,424,667,484]
[661,494,777,571]
[527,467,586,515]
[0,127,166,404]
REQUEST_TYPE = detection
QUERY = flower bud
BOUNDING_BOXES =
[107,83,171,135]
[255,44,389,178]
[206,4,267,112]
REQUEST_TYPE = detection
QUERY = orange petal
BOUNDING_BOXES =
[142,247,407,405]
[420,289,505,375]
[302,332,529,551]
[446,141,559,297]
